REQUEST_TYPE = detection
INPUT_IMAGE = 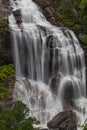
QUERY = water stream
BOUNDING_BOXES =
[9,0,87,128]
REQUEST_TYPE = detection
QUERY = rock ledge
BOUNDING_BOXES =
[47,109,77,130]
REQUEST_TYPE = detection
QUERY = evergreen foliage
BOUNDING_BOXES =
[0,101,39,130]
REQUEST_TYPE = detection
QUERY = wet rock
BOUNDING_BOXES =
[50,74,61,94]
[13,9,21,17]
[0,98,14,110]
[5,96,14,108]
[60,78,81,110]
[33,0,62,26]
[12,9,22,24]
[46,35,57,49]
[45,7,55,18]
[43,6,60,26]
[47,109,77,130]
[62,82,74,99]
[33,0,51,9]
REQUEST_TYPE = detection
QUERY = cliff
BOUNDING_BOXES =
[0,0,87,129]
[0,0,87,67]
[0,0,12,65]
[0,0,87,108]
[0,0,14,108]
[33,0,87,92]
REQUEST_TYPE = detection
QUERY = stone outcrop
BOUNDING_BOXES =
[47,109,77,130]
[0,0,13,65]
[0,0,13,109]
[12,9,22,24]
[33,0,62,26]
[34,0,87,96]
[0,0,11,21]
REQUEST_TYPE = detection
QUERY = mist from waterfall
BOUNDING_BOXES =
[9,0,87,128]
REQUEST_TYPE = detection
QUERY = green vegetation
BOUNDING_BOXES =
[0,101,39,130]
[0,17,40,129]
[80,122,87,130]
[0,64,14,100]
[0,19,8,37]
[83,125,87,130]
[0,0,87,129]
[57,0,87,45]
[56,0,86,34]
[34,0,87,45]
[79,0,87,34]
[56,1,78,28]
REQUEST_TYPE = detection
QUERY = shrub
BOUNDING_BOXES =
[0,64,14,100]
[0,101,39,130]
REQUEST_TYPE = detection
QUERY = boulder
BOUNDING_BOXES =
[47,109,77,130]
[12,9,21,17]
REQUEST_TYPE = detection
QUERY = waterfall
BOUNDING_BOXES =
[9,0,87,127]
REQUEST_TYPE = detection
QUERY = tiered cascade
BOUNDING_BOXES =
[9,0,86,127]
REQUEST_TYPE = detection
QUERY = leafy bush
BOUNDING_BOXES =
[79,0,87,10]
[0,101,39,130]
[79,0,87,34]
[0,64,14,100]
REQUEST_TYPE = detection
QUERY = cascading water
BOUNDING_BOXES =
[9,0,87,128]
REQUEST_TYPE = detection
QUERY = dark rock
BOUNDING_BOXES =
[0,0,11,21]
[33,0,51,9]
[5,96,14,108]
[43,6,61,26]
[47,109,77,130]
[46,35,57,49]
[0,29,13,65]
[0,98,14,110]
[13,9,21,17]
[50,73,61,94]
[33,0,62,26]
[15,16,22,24]
[12,9,22,24]
[2,0,10,6]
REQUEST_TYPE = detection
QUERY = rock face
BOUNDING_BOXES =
[47,109,77,130]
[0,0,13,65]
[0,0,13,109]
[0,0,11,21]
[34,0,87,96]
[33,0,62,26]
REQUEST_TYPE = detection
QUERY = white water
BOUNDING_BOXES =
[9,0,87,128]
